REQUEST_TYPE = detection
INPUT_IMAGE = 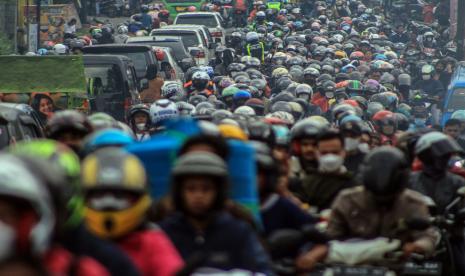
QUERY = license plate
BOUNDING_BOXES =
[326,266,388,275]
[402,262,442,275]
[175,6,187,11]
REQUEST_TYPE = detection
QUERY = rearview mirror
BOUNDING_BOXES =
[180,58,193,72]
[139,78,149,91]
[146,64,157,80]
[189,47,201,57]
[458,186,465,197]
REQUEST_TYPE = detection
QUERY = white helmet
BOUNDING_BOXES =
[192,71,210,81]
[117,25,128,34]
[234,106,256,116]
[150,99,179,124]
[265,111,295,124]
[0,155,55,257]
[161,81,185,100]
[25,52,37,56]
[176,101,196,116]
[53,44,67,55]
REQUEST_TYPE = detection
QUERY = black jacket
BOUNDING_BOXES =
[409,171,465,214]
[62,223,140,276]
[160,211,272,274]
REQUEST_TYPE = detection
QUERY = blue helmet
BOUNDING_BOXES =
[83,129,135,155]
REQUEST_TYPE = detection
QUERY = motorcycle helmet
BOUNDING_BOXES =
[82,148,151,239]
[150,99,179,125]
[46,110,93,140]
[176,101,196,116]
[246,32,260,44]
[361,147,409,198]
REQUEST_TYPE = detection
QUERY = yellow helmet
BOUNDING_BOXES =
[335,50,347,59]
[81,148,151,239]
[218,124,248,141]
[272,67,289,78]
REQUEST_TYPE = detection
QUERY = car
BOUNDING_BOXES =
[174,12,226,44]
[161,24,216,53]
[0,102,44,149]
[82,44,158,84]
[442,61,465,126]
[126,36,195,72]
[150,28,211,66]
[152,46,185,83]
[82,55,141,121]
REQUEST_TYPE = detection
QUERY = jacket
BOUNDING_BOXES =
[261,194,317,237]
[62,224,140,276]
[295,170,355,211]
[160,211,272,274]
[45,245,110,276]
[327,186,438,254]
[409,171,465,214]
[140,78,164,104]
[117,227,184,276]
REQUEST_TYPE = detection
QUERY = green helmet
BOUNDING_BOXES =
[222,86,240,98]
[10,139,84,228]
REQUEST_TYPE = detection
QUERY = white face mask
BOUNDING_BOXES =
[325,92,335,98]
[358,143,370,153]
[0,220,15,261]
[318,153,344,173]
[136,123,146,131]
[344,137,360,152]
[422,74,431,80]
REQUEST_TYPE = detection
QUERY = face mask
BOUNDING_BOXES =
[344,137,360,152]
[298,94,310,101]
[382,125,395,136]
[422,74,431,80]
[0,220,15,261]
[358,143,370,153]
[136,123,146,131]
[325,92,334,99]
[318,154,344,173]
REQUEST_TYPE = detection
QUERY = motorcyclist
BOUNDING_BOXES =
[127,104,151,141]
[295,128,356,212]
[160,151,272,274]
[140,5,153,30]
[339,118,367,175]
[10,140,141,276]
[114,25,129,44]
[45,110,94,158]
[0,154,109,275]
[251,141,316,237]
[409,131,465,275]
[288,118,329,185]
[296,147,438,271]
[244,32,265,63]
[81,148,184,276]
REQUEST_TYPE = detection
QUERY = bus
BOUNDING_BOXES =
[161,0,207,16]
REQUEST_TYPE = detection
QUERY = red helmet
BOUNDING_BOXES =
[372,110,396,136]
[154,49,165,61]
[187,6,197,12]
[350,51,365,60]
[343,99,359,108]
[372,110,394,122]
[159,9,170,17]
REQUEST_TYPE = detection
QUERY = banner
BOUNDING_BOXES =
[23,4,82,44]
[0,56,87,93]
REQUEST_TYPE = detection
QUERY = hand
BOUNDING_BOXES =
[402,242,425,258]
[295,244,329,272]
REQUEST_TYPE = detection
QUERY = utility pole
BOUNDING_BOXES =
[36,0,40,51]
[457,0,465,60]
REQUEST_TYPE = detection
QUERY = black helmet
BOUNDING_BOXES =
[361,146,409,197]
[46,110,93,139]
[393,113,409,131]
[271,101,292,114]
[290,118,328,141]
[248,121,276,147]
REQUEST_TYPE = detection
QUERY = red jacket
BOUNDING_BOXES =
[118,228,184,276]
[45,245,109,276]
[311,94,330,113]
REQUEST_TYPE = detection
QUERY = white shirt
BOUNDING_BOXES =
[64,24,76,34]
